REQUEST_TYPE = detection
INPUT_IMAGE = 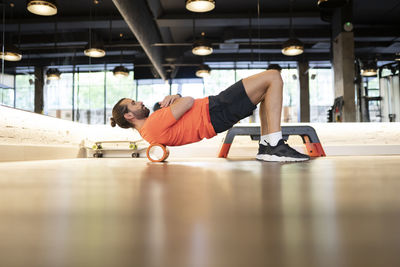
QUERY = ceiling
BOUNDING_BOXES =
[1,0,400,79]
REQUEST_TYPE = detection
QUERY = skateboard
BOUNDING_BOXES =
[91,140,146,158]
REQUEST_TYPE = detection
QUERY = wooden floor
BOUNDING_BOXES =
[0,156,400,267]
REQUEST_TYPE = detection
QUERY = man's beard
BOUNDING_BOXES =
[132,106,150,119]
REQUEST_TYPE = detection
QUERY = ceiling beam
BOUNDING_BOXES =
[112,0,167,80]
[3,55,139,71]
[3,18,129,33]
[156,13,328,28]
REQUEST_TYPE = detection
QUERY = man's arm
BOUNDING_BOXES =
[159,94,194,120]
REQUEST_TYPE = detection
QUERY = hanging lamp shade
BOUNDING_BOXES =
[195,64,211,78]
[84,42,106,58]
[395,53,400,61]
[27,0,57,16]
[361,68,377,77]
[192,32,213,56]
[46,68,61,80]
[0,43,22,61]
[361,61,377,77]
[113,66,129,78]
[185,0,215,13]
[282,38,304,56]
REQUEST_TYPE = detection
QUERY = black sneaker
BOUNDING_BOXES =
[256,139,310,162]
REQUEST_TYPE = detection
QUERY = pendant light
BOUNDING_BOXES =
[113,51,129,77]
[84,43,106,58]
[85,0,105,58]
[195,64,211,78]
[113,34,129,78]
[395,53,400,61]
[282,38,304,56]
[0,43,22,61]
[361,61,377,77]
[113,66,129,78]
[46,68,61,80]
[186,0,215,13]
[192,32,213,56]
[361,69,377,77]
[27,0,57,16]
[46,20,61,80]
[282,0,304,56]
[1,3,22,61]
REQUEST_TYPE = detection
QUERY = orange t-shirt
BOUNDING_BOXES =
[139,97,217,146]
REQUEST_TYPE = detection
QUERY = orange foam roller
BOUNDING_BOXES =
[146,143,170,162]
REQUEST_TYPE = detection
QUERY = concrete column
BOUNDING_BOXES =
[34,66,44,114]
[333,31,356,122]
[331,1,356,122]
[298,61,310,122]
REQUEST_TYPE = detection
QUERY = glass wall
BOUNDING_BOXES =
[281,68,300,122]
[53,68,137,125]
[204,69,237,96]
[7,63,336,125]
[15,74,35,112]
[176,80,204,99]
[309,68,334,122]
[0,73,15,107]
[0,88,14,107]
[137,79,170,112]
[74,71,105,124]
[45,67,137,124]
[106,71,136,123]
[363,75,381,122]
[46,73,74,120]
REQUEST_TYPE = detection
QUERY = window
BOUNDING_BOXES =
[46,73,74,120]
[136,79,170,113]
[1,89,14,107]
[309,68,334,122]
[281,68,300,123]
[0,73,15,107]
[106,71,136,122]
[203,70,236,96]
[74,71,105,125]
[6,62,337,125]
[15,74,35,112]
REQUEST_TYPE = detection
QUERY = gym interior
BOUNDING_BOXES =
[1,0,400,266]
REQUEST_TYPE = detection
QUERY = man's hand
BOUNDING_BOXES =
[159,94,181,108]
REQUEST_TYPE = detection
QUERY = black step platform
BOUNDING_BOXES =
[218,125,326,158]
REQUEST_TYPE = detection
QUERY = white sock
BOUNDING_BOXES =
[260,131,282,146]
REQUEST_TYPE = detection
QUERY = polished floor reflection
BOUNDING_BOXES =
[0,156,400,267]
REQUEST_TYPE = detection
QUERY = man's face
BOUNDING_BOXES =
[123,99,150,119]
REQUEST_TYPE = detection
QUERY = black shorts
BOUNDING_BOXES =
[209,79,257,133]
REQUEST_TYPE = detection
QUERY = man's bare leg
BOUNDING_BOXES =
[242,70,283,135]
[242,70,309,162]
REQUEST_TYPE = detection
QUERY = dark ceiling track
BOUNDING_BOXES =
[112,0,167,80]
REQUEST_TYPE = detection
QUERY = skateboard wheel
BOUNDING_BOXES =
[146,144,169,162]
[129,143,137,150]
[92,144,98,150]
[93,153,101,158]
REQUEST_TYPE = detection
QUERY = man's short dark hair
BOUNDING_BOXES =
[267,64,282,71]
[153,102,161,111]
